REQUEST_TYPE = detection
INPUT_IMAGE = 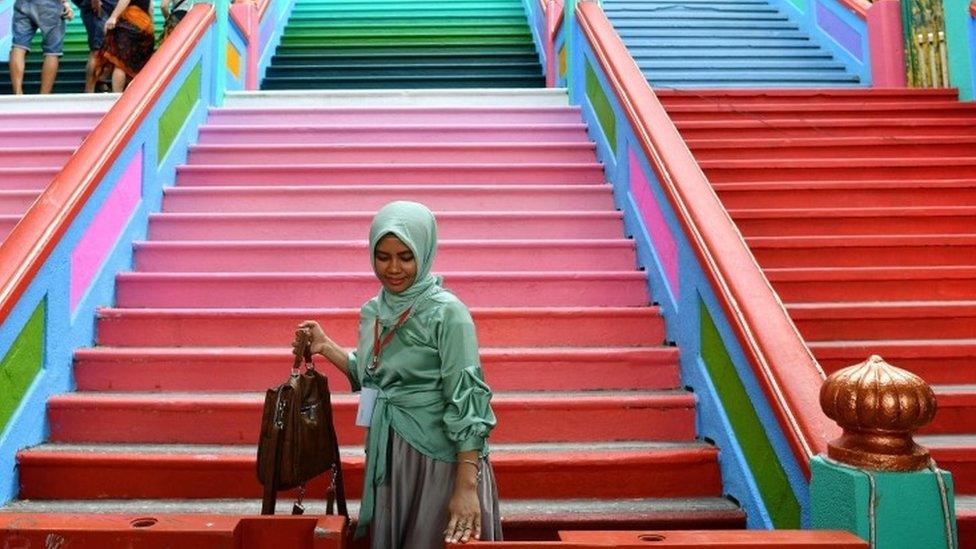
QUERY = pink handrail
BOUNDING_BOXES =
[576,1,840,474]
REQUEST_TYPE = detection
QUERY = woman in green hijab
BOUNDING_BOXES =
[300,201,502,547]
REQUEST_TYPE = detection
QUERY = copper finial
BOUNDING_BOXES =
[820,355,937,472]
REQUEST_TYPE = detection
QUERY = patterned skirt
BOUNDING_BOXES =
[98,5,154,78]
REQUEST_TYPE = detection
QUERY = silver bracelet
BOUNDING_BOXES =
[461,459,483,482]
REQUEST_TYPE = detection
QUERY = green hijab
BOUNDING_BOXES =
[368,201,444,327]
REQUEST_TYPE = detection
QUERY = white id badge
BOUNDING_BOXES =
[356,387,379,427]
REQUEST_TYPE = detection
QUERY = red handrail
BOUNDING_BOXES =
[576,1,839,474]
[835,0,870,18]
[971,1,976,17]
[0,4,215,324]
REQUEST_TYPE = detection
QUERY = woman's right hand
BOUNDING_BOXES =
[297,320,330,356]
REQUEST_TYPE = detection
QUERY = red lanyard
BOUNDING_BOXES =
[370,308,411,370]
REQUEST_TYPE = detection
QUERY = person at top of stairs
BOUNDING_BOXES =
[8,0,74,93]
[71,0,116,92]
[96,0,154,92]
[300,201,502,548]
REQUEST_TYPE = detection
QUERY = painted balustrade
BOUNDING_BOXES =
[943,0,976,99]
[767,0,905,86]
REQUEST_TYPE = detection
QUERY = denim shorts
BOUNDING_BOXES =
[72,0,107,51]
[12,0,66,56]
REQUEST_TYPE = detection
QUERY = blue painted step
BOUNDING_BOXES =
[603,0,863,89]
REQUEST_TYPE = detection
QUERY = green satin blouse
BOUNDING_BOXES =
[347,290,496,536]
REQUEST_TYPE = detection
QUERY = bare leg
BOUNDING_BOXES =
[8,48,26,94]
[84,51,98,93]
[111,66,127,92]
[39,54,59,94]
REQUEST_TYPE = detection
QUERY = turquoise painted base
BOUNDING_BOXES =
[810,455,958,548]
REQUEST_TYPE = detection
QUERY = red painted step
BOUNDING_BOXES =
[665,101,976,122]
[672,118,976,139]
[147,211,627,241]
[810,339,976,384]
[197,124,592,144]
[747,235,976,268]
[655,88,959,106]
[717,181,976,209]
[95,307,666,348]
[729,207,976,237]
[174,163,607,186]
[687,136,976,160]
[16,442,724,500]
[132,239,636,272]
[47,390,695,445]
[766,266,976,302]
[923,387,976,435]
[187,142,599,165]
[702,159,976,183]
[161,185,616,213]
[789,302,976,341]
[73,346,678,392]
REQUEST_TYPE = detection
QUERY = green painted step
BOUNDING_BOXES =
[262,0,544,90]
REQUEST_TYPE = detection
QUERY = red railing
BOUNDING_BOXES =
[576,1,839,473]
[0,5,215,324]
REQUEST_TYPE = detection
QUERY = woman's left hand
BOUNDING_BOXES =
[444,482,481,543]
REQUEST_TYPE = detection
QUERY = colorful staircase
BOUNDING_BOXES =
[601,0,862,88]
[261,0,545,89]
[2,89,744,538]
[0,11,166,94]
[658,87,976,545]
[0,96,115,242]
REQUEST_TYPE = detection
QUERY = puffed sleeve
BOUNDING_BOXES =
[347,350,361,392]
[437,300,496,453]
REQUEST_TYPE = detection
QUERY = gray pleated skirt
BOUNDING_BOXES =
[370,430,503,549]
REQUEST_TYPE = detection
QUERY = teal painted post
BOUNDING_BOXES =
[563,0,578,100]
[212,0,231,105]
[943,0,976,100]
[811,456,957,548]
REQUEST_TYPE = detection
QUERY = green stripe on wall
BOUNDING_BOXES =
[700,300,801,528]
[585,60,616,153]
[158,63,202,164]
[0,301,44,433]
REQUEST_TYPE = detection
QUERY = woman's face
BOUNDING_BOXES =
[373,234,417,294]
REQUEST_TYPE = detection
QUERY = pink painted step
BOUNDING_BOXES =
[0,190,40,215]
[16,443,722,500]
[686,136,976,161]
[95,306,666,348]
[48,390,694,445]
[748,235,976,268]
[186,143,598,165]
[717,182,976,209]
[196,124,591,145]
[0,147,75,167]
[811,340,976,384]
[0,128,93,147]
[161,185,616,213]
[730,207,976,237]
[767,266,976,302]
[0,216,16,241]
[673,119,976,140]
[789,302,976,341]
[114,271,649,308]
[0,111,104,128]
[174,163,607,186]
[0,168,59,191]
[147,211,626,241]
[132,239,636,272]
[74,346,678,392]
[206,106,584,125]
[703,159,976,183]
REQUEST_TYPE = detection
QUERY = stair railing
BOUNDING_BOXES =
[564,0,842,528]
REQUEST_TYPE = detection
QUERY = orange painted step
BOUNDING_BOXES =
[47,391,695,445]
[94,307,666,348]
[72,346,679,392]
[16,442,724,500]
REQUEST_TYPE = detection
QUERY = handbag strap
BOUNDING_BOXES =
[260,421,284,514]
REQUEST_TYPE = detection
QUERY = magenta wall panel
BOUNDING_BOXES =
[70,151,143,312]
[629,148,679,299]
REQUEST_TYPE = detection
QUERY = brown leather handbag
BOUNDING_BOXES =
[256,329,347,516]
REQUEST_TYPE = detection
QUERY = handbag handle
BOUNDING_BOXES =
[292,329,314,372]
